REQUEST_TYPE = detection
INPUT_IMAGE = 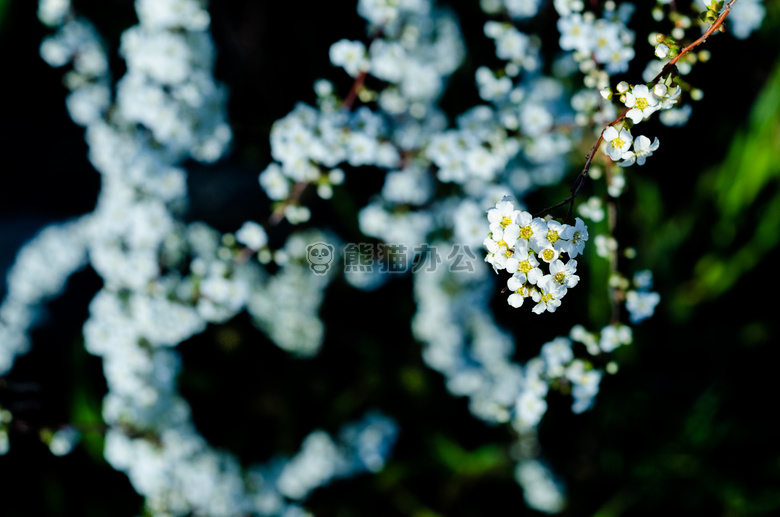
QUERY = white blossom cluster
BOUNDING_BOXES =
[598,79,682,170]
[0,0,399,514]
[258,0,464,227]
[0,220,88,373]
[625,269,662,324]
[556,1,637,76]
[485,197,589,313]
[103,412,396,517]
[412,253,522,425]
[513,323,632,430]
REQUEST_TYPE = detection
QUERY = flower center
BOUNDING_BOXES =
[542,249,555,261]
[611,137,624,149]
[554,272,566,283]
[547,229,559,244]
[519,260,532,273]
[500,216,512,227]
[520,226,533,240]
[497,240,508,248]
[541,293,554,303]
[636,97,648,110]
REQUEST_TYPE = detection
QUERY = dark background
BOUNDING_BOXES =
[1,0,780,515]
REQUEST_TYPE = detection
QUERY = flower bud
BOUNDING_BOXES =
[655,43,670,59]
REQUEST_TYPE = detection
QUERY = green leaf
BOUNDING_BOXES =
[432,433,507,476]
[680,60,780,303]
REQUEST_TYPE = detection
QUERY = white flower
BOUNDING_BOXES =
[626,290,661,323]
[514,390,547,429]
[515,211,547,250]
[560,217,588,257]
[259,163,291,200]
[729,0,765,39]
[577,198,604,223]
[655,43,670,59]
[547,259,579,289]
[602,126,632,161]
[600,324,632,352]
[487,197,522,232]
[618,135,659,166]
[507,272,529,308]
[235,221,267,250]
[594,234,617,258]
[494,27,530,62]
[519,104,553,137]
[513,248,543,284]
[329,39,368,77]
[537,245,559,264]
[604,45,635,75]
[660,105,692,126]
[653,83,667,98]
[484,225,519,272]
[633,269,654,290]
[624,84,659,124]
[570,368,602,413]
[532,220,571,252]
[531,277,566,314]
[658,84,682,109]
[541,337,574,373]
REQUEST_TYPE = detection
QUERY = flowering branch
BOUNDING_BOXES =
[533,106,629,221]
[535,0,739,221]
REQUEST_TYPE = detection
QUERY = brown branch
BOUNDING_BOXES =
[342,70,368,111]
[534,107,629,220]
[268,181,309,227]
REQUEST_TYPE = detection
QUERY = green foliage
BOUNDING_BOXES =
[0,0,9,31]
[682,59,780,306]
[432,433,509,476]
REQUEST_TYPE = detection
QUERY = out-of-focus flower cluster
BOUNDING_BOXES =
[0,0,765,514]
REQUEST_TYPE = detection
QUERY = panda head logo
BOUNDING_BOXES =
[306,242,335,275]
